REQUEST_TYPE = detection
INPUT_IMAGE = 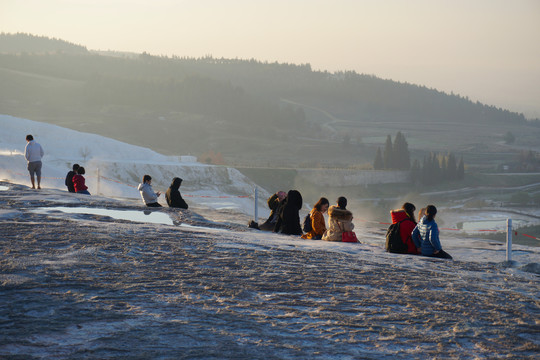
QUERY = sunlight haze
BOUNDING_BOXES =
[1,0,539,117]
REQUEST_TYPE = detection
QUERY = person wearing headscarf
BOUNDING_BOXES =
[274,190,303,235]
[165,177,188,209]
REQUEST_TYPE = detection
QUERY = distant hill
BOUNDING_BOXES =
[0,33,538,168]
[0,33,88,54]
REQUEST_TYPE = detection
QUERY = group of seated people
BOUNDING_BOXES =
[391,202,452,259]
[137,174,189,209]
[64,164,450,259]
[65,167,188,210]
[258,190,452,260]
[255,190,354,242]
[65,163,90,195]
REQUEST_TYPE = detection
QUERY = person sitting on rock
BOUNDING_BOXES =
[165,177,188,209]
[322,197,354,241]
[389,202,419,254]
[274,190,303,235]
[72,166,90,195]
[259,191,287,231]
[301,197,329,240]
[412,205,452,259]
[65,163,79,193]
[138,174,161,207]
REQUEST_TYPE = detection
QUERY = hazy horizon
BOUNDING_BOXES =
[1,0,539,118]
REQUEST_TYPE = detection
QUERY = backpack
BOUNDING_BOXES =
[302,213,312,233]
[385,220,408,254]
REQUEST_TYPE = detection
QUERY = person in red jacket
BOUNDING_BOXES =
[390,202,418,254]
[72,166,90,195]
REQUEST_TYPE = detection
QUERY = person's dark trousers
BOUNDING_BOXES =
[146,203,162,207]
[429,250,452,260]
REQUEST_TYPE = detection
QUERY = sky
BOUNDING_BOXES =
[1,0,539,118]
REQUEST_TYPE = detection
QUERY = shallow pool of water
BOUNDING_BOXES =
[31,207,221,231]
[0,185,8,191]
[459,219,528,231]
[33,206,174,226]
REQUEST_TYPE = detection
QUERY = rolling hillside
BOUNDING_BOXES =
[1,33,539,169]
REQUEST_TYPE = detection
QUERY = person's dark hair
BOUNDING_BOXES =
[337,196,347,209]
[77,166,85,175]
[143,174,152,183]
[72,164,80,171]
[26,134,33,141]
[402,202,417,223]
[286,190,303,210]
[169,177,182,189]
[314,197,329,211]
[425,205,437,221]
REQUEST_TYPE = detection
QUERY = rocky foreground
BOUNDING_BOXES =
[0,183,538,359]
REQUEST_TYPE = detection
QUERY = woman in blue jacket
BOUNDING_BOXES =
[412,205,452,259]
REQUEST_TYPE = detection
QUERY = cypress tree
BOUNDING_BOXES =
[410,159,421,184]
[383,135,393,169]
[441,155,448,177]
[432,153,441,183]
[421,155,430,185]
[447,153,457,180]
[373,147,384,169]
[393,131,410,170]
[457,156,465,180]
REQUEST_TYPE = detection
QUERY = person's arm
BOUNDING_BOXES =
[24,144,30,161]
[273,212,283,233]
[144,186,159,203]
[312,211,326,235]
[40,144,44,158]
[411,226,422,249]
[267,194,279,209]
[429,223,442,252]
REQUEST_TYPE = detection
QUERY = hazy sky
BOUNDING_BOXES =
[1,0,539,117]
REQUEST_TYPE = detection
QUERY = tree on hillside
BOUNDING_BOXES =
[393,131,410,170]
[383,135,393,169]
[457,156,465,180]
[410,159,420,184]
[200,150,224,165]
[433,153,442,181]
[446,153,458,180]
[503,131,515,144]
[415,152,464,185]
[376,132,411,170]
[79,146,91,162]
[373,147,384,170]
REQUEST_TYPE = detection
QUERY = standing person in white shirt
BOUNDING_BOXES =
[24,134,44,189]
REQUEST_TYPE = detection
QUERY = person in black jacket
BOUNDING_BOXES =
[65,163,79,193]
[165,177,188,209]
[274,189,303,235]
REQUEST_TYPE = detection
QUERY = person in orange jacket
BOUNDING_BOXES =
[302,197,329,240]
